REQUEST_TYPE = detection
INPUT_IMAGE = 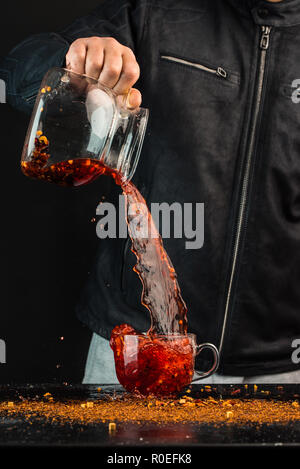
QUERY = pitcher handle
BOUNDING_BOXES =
[192,342,219,381]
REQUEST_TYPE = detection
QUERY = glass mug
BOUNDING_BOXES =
[110,332,219,396]
[21,67,149,186]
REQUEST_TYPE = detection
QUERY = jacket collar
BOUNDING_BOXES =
[227,0,300,27]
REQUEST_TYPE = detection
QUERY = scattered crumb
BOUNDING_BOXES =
[0,394,299,427]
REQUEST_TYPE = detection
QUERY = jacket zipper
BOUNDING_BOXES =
[218,25,272,356]
[160,55,228,79]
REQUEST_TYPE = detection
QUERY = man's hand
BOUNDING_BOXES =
[66,37,142,109]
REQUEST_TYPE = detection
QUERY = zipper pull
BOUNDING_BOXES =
[216,67,227,79]
[260,26,271,50]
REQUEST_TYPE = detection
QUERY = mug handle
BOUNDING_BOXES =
[192,342,220,381]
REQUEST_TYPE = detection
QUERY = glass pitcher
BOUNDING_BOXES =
[21,67,149,186]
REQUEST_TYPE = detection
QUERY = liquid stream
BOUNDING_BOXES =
[22,135,190,395]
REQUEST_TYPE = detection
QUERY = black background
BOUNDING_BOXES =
[0,0,108,383]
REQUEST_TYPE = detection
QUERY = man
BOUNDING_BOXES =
[1,0,300,383]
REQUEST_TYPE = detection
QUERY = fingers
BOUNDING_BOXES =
[65,39,87,75]
[65,37,142,108]
[85,40,104,80]
[98,47,123,88]
[112,47,140,95]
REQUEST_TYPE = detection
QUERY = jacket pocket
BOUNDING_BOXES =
[160,53,240,86]
[24,92,37,104]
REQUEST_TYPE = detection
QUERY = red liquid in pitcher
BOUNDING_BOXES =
[110,325,194,396]
[21,134,121,187]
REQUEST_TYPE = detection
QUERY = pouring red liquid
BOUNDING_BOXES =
[23,133,188,336]
[22,133,218,396]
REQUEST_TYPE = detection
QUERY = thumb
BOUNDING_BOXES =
[126,88,142,109]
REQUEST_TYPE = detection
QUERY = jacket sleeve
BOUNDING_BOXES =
[0,0,149,114]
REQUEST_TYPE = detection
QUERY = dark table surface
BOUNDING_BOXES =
[0,383,300,448]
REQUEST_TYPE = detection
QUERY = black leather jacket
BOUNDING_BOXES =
[2,0,300,376]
